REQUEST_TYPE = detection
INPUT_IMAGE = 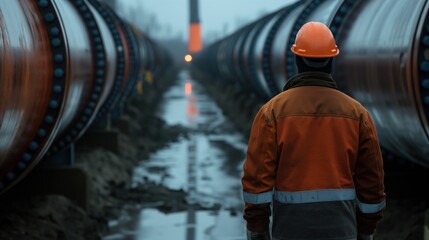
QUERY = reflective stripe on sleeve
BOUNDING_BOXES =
[357,198,386,213]
[243,190,273,204]
[274,189,356,204]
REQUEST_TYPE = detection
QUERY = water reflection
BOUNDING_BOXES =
[105,70,247,240]
[136,209,245,240]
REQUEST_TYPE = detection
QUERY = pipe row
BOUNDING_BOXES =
[0,0,172,193]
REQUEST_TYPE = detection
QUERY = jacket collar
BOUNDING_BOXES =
[283,71,338,91]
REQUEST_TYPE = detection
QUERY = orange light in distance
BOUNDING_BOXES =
[184,54,193,63]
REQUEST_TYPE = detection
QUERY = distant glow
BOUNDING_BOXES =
[184,54,193,62]
[118,0,297,42]
[185,82,192,95]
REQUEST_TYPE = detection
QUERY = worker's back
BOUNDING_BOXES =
[242,22,385,240]
[273,77,364,192]
[268,72,366,239]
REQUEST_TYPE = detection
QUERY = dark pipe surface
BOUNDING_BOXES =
[46,0,121,155]
[91,0,128,121]
[335,0,429,166]
[47,1,96,154]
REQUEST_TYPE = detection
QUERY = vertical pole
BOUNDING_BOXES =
[189,0,202,53]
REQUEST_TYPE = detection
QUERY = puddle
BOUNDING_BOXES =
[104,70,248,240]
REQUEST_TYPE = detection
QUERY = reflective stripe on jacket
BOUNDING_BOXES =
[242,72,385,239]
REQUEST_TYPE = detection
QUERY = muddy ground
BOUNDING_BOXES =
[0,66,427,240]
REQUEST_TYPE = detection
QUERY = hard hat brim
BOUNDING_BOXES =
[291,46,339,58]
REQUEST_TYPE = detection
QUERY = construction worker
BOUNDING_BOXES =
[242,22,385,240]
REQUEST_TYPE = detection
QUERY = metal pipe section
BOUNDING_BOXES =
[47,0,114,155]
[335,0,429,167]
[0,0,67,192]
[193,0,429,167]
[0,0,172,193]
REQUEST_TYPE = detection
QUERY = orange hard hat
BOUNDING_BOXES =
[291,21,339,58]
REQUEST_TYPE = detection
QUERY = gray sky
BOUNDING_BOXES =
[117,0,297,42]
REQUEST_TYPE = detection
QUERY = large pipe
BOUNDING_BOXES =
[193,0,429,167]
[335,0,429,167]
[0,0,172,193]
[47,0,117,155]
[0,0,70,192]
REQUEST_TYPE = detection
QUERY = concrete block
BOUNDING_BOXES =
[4,167,89,210]
[76,129,119,154]
[43,144,75,167]
[112,118,130,134]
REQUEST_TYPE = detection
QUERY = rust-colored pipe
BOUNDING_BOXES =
[0,1,64,191]
[0,0,120,193]
[0,0,172,194]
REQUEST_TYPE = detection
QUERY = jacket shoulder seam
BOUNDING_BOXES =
[276,113,360,121]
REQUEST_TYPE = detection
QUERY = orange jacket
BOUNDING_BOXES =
[242,72,385,238]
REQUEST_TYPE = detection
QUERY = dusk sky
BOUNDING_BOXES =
[117,0,297,42]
